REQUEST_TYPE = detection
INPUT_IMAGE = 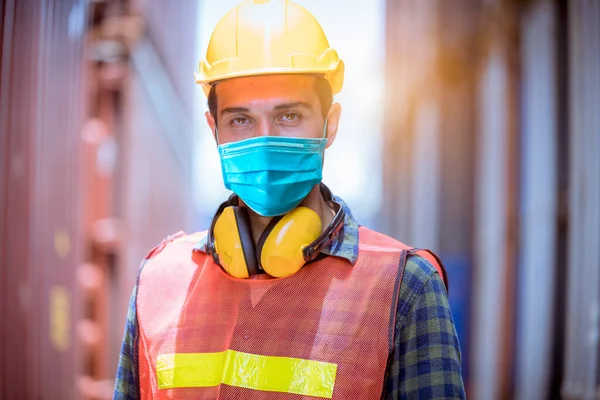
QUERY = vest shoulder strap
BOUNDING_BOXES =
[407,248,449,294]
[358,226,449,294]
[143,230,207,260]
[137,231,209,302]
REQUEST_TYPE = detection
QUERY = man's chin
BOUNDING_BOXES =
[233,185,320,218]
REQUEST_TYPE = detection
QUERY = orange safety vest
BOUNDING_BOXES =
[136,226,447,399]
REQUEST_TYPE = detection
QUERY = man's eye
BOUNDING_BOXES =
[280,113,300,122]
[231,117,250,126]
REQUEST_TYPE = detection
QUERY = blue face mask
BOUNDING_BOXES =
[216,123,328,217]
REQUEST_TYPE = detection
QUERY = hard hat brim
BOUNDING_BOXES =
[195,62,344,97]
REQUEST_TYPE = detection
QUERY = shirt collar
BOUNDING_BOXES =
[320,195,359,265]
[194,195,359,266]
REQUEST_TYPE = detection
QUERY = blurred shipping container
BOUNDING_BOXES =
[1,0,599,399]
[382,0,599,399]
[1,0,197,398]
[1,0,86,398]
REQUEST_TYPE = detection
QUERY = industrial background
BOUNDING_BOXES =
[1,0,599,399]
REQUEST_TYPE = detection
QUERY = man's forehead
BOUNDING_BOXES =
[214,74,319,108]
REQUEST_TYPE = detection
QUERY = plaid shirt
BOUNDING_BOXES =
[114,197,465,399]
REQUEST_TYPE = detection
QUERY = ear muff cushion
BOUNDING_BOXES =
[213,206,258,278]
[258,207,322,278]
[232,206,259,276]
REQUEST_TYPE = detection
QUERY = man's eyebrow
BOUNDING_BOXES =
[273,101,311,111]
[221,107,250,116]
[221,102,311,116]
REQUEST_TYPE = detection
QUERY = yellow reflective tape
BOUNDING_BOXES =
[157,352,225,388]
[156,349,337,398]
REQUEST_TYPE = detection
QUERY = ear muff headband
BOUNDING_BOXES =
[302,199,344,263]
[255,215,284,267]
[231,206,259,276]
[300,184,346,263]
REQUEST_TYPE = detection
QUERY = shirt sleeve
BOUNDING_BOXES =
[113,286,140,400]
[383,255,466,399]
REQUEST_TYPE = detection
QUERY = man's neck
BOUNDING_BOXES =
[243,185,334,245]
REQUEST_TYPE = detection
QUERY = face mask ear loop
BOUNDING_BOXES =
[215,127,221,146]
[321,119,328,168]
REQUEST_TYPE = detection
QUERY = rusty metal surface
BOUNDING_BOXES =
[3,1,199,391]
[2,0,40,397]
[1,1,16,396]
[1,0,87,398]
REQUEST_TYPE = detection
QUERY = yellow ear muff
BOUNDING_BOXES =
[214,207,253,278]
[260,207,322,278]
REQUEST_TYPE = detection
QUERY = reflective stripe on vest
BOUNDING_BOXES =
[136,226,415,399]
[157,350,337,398]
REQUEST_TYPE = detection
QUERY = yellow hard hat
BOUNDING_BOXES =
[195,0,344,96]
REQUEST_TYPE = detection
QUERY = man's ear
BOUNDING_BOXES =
[205,111,218,144]
[325,103,341,148]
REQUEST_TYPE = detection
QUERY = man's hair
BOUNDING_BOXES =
[208,76,333,125]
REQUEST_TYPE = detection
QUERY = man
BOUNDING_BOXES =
[114,0,465,399]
